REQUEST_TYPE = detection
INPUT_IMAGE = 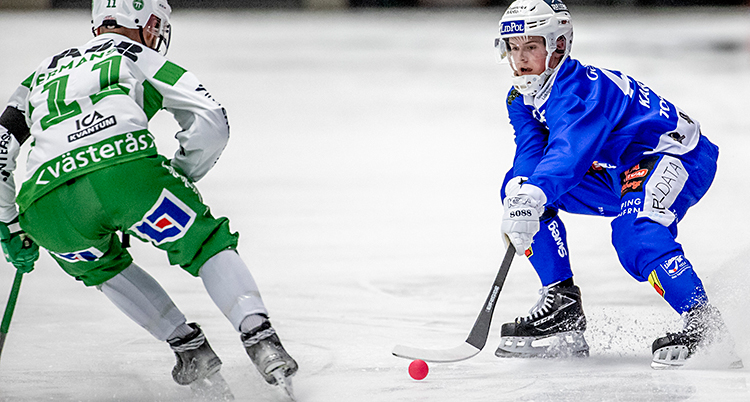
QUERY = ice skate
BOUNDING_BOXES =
[651,304,743,370]
[169,323,234,400]
[242,320,298,400]
[495,282,589,358]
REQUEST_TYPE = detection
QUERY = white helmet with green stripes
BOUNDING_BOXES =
[92,0,172,55]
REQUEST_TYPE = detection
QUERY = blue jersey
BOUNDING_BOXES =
[507,57,702,205]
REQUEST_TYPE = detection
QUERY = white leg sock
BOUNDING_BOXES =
[239,313,268,334]
[97,263,186,341]
[199,250,268,331]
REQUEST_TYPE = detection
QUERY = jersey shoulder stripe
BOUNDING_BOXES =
[154,61,186,86]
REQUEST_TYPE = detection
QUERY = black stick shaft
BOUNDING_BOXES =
[0,270,24,362]
[465,243,515,350]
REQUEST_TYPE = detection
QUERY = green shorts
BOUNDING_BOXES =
[19,155,239,286]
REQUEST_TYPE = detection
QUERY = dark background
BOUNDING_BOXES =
[49,0,750,9]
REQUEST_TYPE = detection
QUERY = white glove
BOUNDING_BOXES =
[501,184,546,256]
[503,176,528,199]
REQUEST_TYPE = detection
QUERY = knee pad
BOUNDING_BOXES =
[611,214,682,282]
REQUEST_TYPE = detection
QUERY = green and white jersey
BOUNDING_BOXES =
[0,33,230,220]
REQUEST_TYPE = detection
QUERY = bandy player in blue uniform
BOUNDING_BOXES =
[493,0,741,369]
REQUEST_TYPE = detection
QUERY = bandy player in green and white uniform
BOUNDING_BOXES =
[0,0,298,395]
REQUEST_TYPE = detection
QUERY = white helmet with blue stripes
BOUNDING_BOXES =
[495,0,573,96]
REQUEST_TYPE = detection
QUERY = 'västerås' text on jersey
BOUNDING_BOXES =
[0,33,230,214]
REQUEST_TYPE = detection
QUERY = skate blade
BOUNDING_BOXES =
[270,369,296,401]
[651,345,689,370]
[189,371,235,401]
[495,331,589,358]
[652,344,745,370]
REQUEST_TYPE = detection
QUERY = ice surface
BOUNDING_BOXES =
[0,7,749,402]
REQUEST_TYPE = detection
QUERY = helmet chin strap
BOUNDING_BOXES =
[512,69,552,96]
[512,53,568,97]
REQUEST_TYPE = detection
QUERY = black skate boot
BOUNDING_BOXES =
[169,323,222,385]
[651,303,743,370]
[168,323,234,399]
[242,320,298,385]
[495,281,589,358]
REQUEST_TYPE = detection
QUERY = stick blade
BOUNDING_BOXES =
[392,342,481,363]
